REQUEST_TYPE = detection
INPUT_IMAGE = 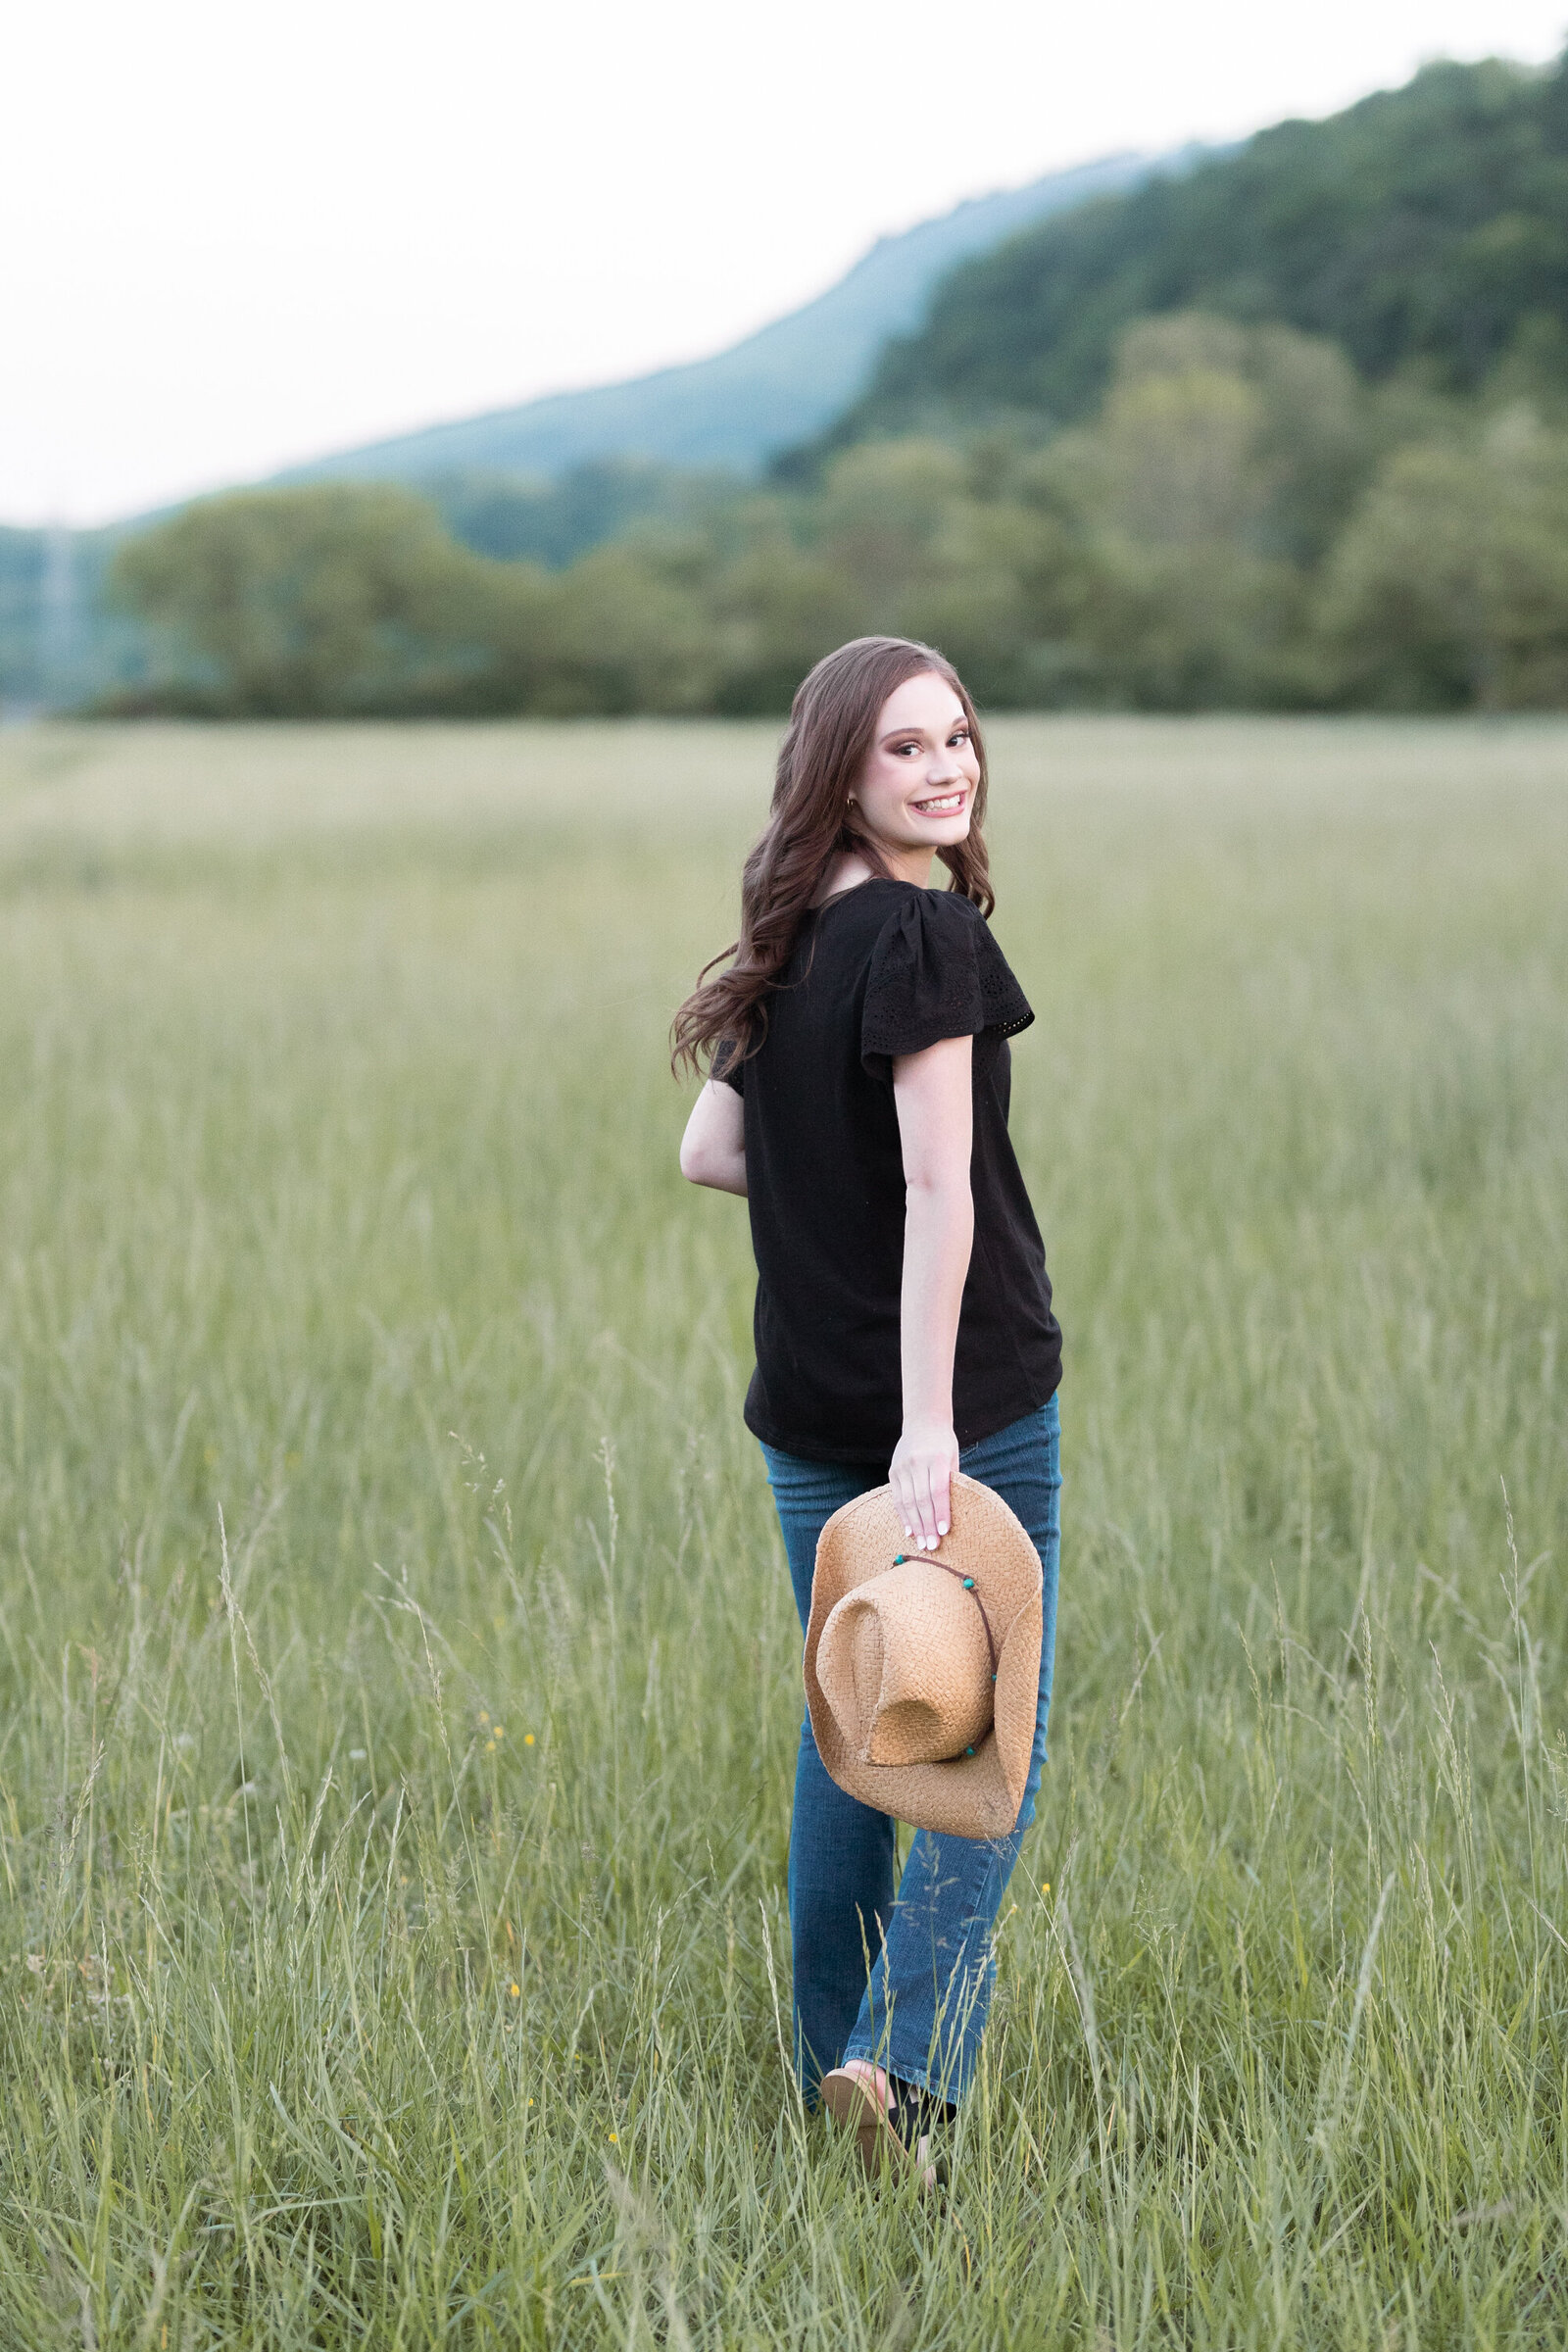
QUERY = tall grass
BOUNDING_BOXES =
[0,715,1564,2348]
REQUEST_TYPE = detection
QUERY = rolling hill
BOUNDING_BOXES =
[275,152,1164,489]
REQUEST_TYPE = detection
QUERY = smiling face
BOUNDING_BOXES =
[851,671,981,883]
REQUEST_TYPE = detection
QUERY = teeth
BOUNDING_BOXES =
[915,793,963,812]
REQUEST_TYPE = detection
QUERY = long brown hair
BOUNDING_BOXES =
[671,636,993,1077]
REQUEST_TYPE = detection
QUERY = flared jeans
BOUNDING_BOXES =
[761,1395,1060,2108]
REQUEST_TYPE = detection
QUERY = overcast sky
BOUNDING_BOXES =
[6,0,1565,526]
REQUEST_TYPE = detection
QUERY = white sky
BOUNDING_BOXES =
[6,0,1565,526]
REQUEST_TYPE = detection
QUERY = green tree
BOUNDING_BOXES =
[110,486,520,715]
[527,544,715,716]
[808,439,1102,706]
[1318,409,1568,708]
[1023,317,1348,705]
[896,495,1101,707]
[699,505,864,714]
[813,440,972,622]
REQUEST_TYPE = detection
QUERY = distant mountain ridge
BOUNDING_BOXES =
[277,153,1168,489]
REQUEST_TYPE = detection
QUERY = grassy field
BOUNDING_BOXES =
[0,713,1565,2350]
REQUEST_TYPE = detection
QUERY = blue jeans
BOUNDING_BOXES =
[761,1396,1060,2109]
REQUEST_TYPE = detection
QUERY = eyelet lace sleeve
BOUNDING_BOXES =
[861,889,1033,1076]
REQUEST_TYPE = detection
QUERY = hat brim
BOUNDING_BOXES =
[804,1471,1044,1840]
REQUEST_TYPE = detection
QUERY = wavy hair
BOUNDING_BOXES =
[671,636,993,1077]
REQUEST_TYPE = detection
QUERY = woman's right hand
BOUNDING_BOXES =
[890,1416,959,1551]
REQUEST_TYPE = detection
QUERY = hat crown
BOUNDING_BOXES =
[816,1559,994,1767]
[805,1470,1045,1841]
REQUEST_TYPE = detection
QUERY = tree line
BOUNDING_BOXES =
[108,310,1568,716]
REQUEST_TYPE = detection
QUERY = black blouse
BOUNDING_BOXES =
[719,877,1061,1465]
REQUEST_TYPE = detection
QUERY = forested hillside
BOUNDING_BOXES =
[820,54,1568,453]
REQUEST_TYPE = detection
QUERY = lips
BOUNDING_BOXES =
[912,790,966,815]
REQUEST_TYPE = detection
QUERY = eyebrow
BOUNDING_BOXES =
[878,713,968,745]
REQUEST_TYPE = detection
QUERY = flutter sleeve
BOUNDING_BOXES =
[861,889,1033,1077]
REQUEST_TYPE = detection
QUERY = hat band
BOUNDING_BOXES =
[891,1552,1000,1683]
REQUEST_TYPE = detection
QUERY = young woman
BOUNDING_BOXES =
[675,636,1062,2180]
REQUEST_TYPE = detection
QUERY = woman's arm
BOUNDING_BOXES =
[679,1079,748,1197]
[891,1033,973,1551]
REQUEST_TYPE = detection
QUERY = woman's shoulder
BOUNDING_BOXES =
[806,877,913,956]
[804,883,975,994]
[819,877,985,935]
[860,884,1032,1062]
[907,883,987,931]
[867,880,993,952]
[825,882,998,989]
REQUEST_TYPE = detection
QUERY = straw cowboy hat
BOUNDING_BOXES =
[805,1471,1043,1840]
